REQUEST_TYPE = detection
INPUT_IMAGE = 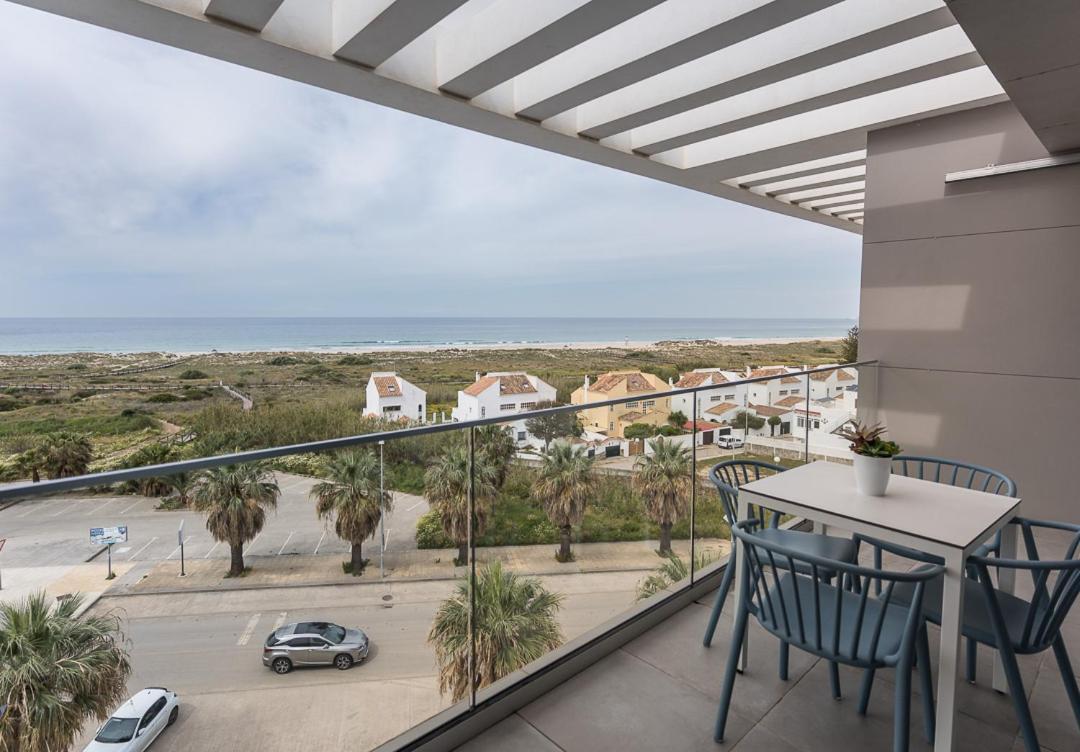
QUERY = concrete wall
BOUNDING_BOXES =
[860,101,1080,521]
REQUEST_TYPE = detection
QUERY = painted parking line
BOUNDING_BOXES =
[16,504,39,518]
[85,499,117,516]
[242,531,263,556]
[50,502,79,517]
[119,499,144,514]
[313,531,326,555]
[383,528,392,549]
[271,612,287,633]
[203,540,221,559]
[276,532,294,556]
[166,536,192,560]
[127,536,158,561]
[406,500,425,512]
[237,613,261,646]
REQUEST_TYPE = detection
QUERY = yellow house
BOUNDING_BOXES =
[570,371,671,438]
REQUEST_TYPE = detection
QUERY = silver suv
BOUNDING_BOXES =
[262,621,369,674]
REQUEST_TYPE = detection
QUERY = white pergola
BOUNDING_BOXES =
[11,0,1011,233]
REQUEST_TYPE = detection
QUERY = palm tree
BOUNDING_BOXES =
[192,463,279,577]
[40,432,93,479]
[13,445,44,483]
[635,551,717,601]
[475,424,516,489]
[163,471,196,507]
[634,437,692,556]
[428,562,563,702]
[533,443,595,562]
[424,444,497,565]
[310,450,391,575]
[0,592,131,752]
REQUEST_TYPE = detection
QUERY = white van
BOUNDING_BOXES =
[717,435,744,449]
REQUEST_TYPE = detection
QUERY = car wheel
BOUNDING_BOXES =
[272,657,293,674]
[167,706,179,726]
[334,654,353,670]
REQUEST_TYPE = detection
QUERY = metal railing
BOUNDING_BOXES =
[0,360,877,502]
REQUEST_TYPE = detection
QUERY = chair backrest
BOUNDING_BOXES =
[708,459,787,527]
[891,455,1017,497]
[731,519,944,667]
[970,517,1080,653]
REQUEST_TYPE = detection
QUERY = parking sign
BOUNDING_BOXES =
[90,526,128,546]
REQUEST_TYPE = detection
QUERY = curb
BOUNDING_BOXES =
[72,591,105,618]
[86,545,109,562]
[92,563,672,600]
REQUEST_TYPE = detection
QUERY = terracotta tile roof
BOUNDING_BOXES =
[809,367,857,382]
[463,375,499,396]
[705,402,739,415]
[774,395,806,408]
[496,373,537,395]
[675,372,710,388]
[685,420,725,431]
[373,375,402,398]
[780,375,801,384]
[592,371,656,393]
[748,367,787,379]
[749,403,788,418]
[618,411,645,422]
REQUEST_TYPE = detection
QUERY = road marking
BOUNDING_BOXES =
[406,500,425,512]
[50,502,77,517]
[128,536,158,561]
[16,505,38,518]
[271,612,287,632]
[313,530,326,555]
[166,536,192,560]
[85,499,116,516]
[237,613,261,646]
[276,532,294,556]
[243,531,263,555]
[383,527,392,549]
[203,540,221,559]
[120,499,144,514]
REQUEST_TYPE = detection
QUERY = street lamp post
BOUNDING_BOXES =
[379,440,385,578]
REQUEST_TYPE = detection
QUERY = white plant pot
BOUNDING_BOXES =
[853,454,891,496]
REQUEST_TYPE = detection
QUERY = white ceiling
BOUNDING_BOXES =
[10,0,1013,234]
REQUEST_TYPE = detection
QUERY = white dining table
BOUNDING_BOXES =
[732,460,1022,752]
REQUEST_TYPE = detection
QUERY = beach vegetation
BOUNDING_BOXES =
[178,369,209,380]
[839,325,859,364]
[336,354,372,366]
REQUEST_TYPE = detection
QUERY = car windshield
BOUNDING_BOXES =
[323,625,346,644]
[95,716,138,743]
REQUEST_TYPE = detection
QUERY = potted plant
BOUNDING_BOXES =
[837,421,901,496]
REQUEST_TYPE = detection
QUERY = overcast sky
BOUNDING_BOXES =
[0,3,861,319]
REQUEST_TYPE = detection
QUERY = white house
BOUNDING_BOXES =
[670,369,745,422]
[452,372,557,444]
[365,372,427,423]
[807,366,858,400]
[745,366,805,406]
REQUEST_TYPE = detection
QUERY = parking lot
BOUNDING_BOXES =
[0,473,428,569]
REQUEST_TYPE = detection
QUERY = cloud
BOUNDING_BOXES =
[0,3,861,318]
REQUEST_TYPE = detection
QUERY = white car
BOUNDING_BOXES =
[717,435,744,449]
[83,688,179,751]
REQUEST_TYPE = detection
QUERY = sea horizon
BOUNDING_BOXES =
[0,316,856,355]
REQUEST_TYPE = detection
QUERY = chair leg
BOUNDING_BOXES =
[873,546,883,595]
[965,636,977,684]
[916,625,935,744]
[997,639,1040,752]
[1051,635,1080,734]
[779,641,789,681]
[829,660,842,700]
[857,669,875,715]
[893,647,913,752]
[703,555,736,647]
[715,602,749,742]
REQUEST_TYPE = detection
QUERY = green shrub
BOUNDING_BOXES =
[179,369,208,380]
[657,425,681,436]
[0,411,156,438]
[416,510,455,549]
[623,423,658,439]
[70,389,98,401]
[147,393,180,403]
[265,356,300,366]
[181,387,213,401]
[0,396,20,413]
[336,354,372,366]
[66,363,88,371]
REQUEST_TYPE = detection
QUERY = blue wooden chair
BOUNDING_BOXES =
[702,460,859,664]
[853,455,1017,683]
[715,519,943,751]
[881,517,1080,752]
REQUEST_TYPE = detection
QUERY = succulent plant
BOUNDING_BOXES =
[837,421,901,458]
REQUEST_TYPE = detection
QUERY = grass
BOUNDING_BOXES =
[0,410,156,438]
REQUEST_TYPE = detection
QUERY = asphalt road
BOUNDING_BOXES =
[0,473,428,569]
[74,571,643,752]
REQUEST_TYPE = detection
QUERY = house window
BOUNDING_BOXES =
[520,401,536,410]
[779,390,788,396]
[813,420,821,429]
[797,417,805,428]
[710,395,724,402]
[500,403,515,411]
[517,431,526,441]
[724,394,735,400]
[383,405,401,413]
[642,400,655,409]
[609,422,614,431]
[790,389,800,395]
[481,407,486,418]
[625,401,639,409]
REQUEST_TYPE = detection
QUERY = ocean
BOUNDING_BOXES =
[0,318,855,355]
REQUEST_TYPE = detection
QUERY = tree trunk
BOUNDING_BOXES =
[31,468,39,483]
[229,542,245,576]
[558,525,572,562]
[659,522,673,556]
[457,541,468,566]
[350,542,364,575]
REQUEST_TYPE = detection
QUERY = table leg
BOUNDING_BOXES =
[934,548,967,751]
[813,520,830,536]
[733,496,750,671]
[993,524,1019,693]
